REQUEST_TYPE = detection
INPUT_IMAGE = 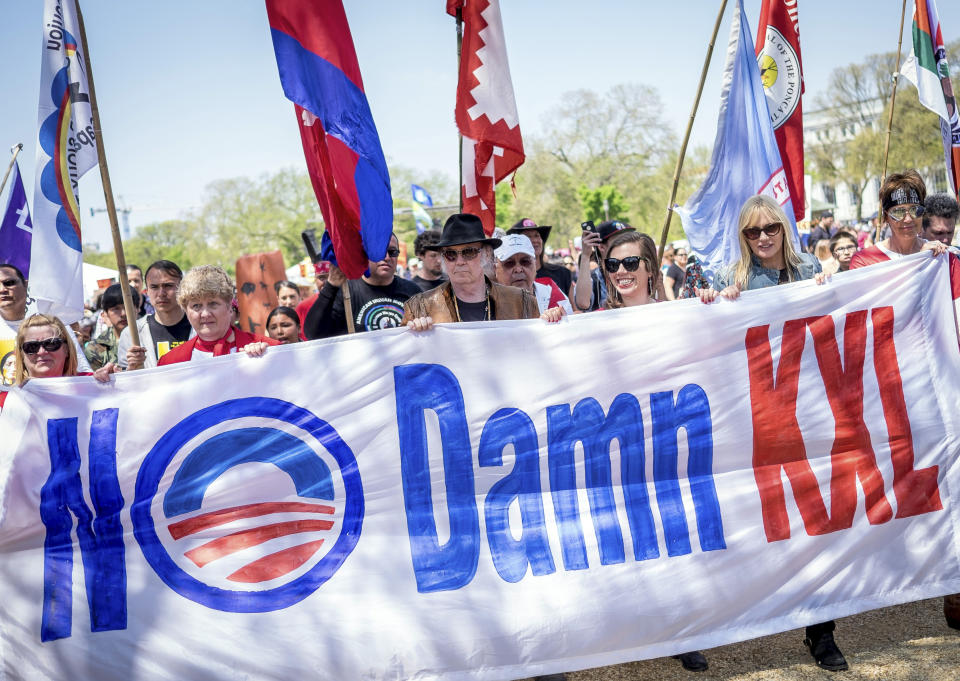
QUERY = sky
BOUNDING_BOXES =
[1,1,959,252]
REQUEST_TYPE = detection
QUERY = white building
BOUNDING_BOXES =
[803,98,951,226]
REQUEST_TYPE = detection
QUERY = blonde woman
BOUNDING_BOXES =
[158,265,276,365]
[0,314,115,411]
[699,195,826,303]
[695,196,842,671]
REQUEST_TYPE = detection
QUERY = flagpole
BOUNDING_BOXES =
[878,0,909,242]
[0,144,24,199]
[656,0,729,261]
[74,2,142,355]
[456,8,464,213]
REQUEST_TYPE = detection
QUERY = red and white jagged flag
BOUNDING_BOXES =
[448,0,524,235]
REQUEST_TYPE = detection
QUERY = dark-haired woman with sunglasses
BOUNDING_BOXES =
[0,314,115,412]
[698,195,824,304]
[601,231,661,308]
[850,170,954,274]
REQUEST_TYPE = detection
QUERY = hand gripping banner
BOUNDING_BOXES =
[1,254,959,681]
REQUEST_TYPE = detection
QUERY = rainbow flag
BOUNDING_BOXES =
[900,0,960,196]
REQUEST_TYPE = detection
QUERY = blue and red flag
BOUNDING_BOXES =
[265,0,392,279]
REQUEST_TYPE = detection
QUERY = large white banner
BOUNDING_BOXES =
[1,254,960,681]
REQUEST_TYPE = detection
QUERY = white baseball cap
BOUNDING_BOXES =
[495,233,536,262]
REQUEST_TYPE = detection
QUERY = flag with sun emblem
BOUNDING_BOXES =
[755,0,805,221]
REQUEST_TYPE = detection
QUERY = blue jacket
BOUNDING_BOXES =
[713,252,821,292]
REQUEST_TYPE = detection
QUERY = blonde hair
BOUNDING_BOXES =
[732,195,803,289]
[814,239,832,261]
[177,265,235,308]
[15,314,78,385]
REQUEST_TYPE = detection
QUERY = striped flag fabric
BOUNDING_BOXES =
[0,160,33,277]
[755,0,805,221]
[266,0,392,278]
[30,0,99,322]
[900,0,960,196]
[448,0,524,236]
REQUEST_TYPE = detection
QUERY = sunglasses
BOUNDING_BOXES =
[441,247,482,262]
[604,256,644,273]
[0,278,21,288]
[21,337,65,355]
[384,248,401,258]
[886,205,924,221]
[741,222,783,240]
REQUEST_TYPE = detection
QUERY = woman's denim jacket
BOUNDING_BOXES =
[712,252,821,292]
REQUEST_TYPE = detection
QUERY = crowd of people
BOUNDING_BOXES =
[0,170,958,677]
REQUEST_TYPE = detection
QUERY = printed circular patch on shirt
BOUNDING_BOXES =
[356,297,404,330]
[132,397,363,612]
[757,27,801,130]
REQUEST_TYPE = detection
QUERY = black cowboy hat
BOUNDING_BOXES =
[507,217,552,244]
[437,213,502,249]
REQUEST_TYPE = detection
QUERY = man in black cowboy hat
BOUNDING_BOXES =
[507,218,574,299]
[403,213,539,330]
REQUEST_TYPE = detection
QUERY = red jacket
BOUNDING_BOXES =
[158,328,277,366]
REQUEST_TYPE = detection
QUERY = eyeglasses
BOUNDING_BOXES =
[502,256,534,268]
[21,337,65,355]
[604,256,644,273]
[441,247,482,262]
[741,222,783,240]
[385,248,401,258]
[886,205,924,221]
[832,245,856,254]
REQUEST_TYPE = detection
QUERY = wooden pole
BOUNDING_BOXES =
[877,0,909,243]
[457,8,464,214]
[75,2,142,354]
[342,280,355,334]
[0,144,24,199]
[656,0,729,261]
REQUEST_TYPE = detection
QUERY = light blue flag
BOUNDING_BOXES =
[675,0,799,277]
[411,184,433,207]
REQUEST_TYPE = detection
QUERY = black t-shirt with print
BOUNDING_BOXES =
[147,314,193,362]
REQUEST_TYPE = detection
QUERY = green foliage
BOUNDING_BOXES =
[807,40,960,219]
[576,185,629,224]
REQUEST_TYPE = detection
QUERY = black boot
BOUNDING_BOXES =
[804,621,848,672]
[672,651,708,672]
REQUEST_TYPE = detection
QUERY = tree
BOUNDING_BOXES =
[576,185,629,224]
[807,41,960,219]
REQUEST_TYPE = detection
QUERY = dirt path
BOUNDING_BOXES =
[530,599,958,681]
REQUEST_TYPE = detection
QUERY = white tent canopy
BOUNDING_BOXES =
[81,262,119,303]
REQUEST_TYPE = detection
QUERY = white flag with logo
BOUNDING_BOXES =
[30,0,100,322]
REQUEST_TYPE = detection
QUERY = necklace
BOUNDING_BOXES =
[453,286,490,322]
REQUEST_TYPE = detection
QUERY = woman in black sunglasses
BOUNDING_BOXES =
[601,231,662,309]
[699,195,824,303]
[0,314,118,412]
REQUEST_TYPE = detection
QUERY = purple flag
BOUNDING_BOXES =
[0,160,33,277]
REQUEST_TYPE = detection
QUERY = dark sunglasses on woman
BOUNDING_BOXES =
[741,222,782,240]
[604,256,644,273]
[21,337,66,355]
